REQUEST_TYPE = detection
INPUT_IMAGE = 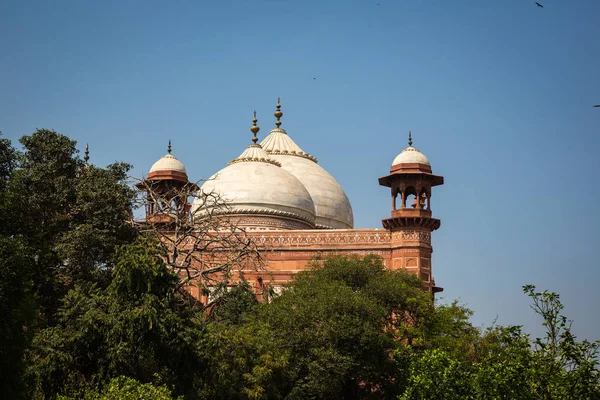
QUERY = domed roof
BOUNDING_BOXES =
[149,141,187,173]
[150,154,187,173]
[391,132,431,167]
[194,113,317,230]
[267,151,354,229]
[392,147,430,166]
[259,100,354,229]
[261,128,317,162]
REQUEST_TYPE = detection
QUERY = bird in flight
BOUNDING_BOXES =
[313,77,316,80]
[594,105,600,108]
[535,2,543,8]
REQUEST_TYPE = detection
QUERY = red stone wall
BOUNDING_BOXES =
[182,228,439,304]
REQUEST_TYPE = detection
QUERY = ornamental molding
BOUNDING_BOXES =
[198,207,316,226]
[265,149,318,163]
[228,157,281,167]
[391,248,432,254]
[315,224,336,230]
[240,216,314,231]
[264,249,391,259]
[250,230,391,248]
[391,230,431,244]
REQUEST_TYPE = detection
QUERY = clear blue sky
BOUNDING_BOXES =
[1,0,599,340]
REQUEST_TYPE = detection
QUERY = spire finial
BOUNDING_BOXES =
[168,140,172,154]
[274,97,283,128]
[250,110,260,143]
[84,143,89,164]
[408,131,413,147]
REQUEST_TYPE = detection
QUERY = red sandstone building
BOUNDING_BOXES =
[139,100,444,300]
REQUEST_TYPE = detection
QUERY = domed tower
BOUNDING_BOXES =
[195,112,317,230]
[378,132,444,293]
[136,141,198,225]
[260,98,354,229]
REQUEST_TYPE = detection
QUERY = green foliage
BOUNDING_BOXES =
[207,280,259,325]
[0,132,17,190]
[57,376,179,400]
[56,162,137,282]
[398,349,472,400]
[0,129,139,398]
[0,236,36,399]
[471,326,537,399]
[203,256,595,400]
[203,255,441,399]
[396,286,600,400]
[14,129,79,251]
[25,238,206,399]
[523,285,600,399]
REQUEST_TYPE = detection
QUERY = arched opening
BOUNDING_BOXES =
[405,186,417,209]
[392,187,399,210]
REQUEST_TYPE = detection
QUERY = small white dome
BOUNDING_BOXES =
[260,127,354,229]
[392,146,431,167]
[194,143,316,228]
[149,154,187,173]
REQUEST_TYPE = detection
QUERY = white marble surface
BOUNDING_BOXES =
[269,154,354,229]
[260,127,354,229]
[196,159,316,225]
[391,146,431,166]
[149,154,187,173]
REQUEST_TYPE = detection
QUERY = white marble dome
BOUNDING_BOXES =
[392,146,431,167]
[195,143,317,229]
[150,154,187,173]
[261,127,354,229]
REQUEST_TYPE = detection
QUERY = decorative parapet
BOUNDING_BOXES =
[175,228,431,249]
[248,229,392,249]
[391,230,431,244]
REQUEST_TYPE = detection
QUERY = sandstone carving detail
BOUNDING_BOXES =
[250,230,392,247]
[391,230,431,244]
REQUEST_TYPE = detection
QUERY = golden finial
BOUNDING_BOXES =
[84,143,89,164]
[250,110,260,143]
[408,131,413,147]
[168,140,172,154]
[274,97,283,128]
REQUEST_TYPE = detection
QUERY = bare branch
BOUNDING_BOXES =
[130,176,263,310]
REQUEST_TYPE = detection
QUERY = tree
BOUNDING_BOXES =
[25,237,207,399]
[523,285,600,399]
[470,325,537,400]
[0,236,36,399]
[56,162,137,283]
[57,376,179,400]
[0,134,36,398]
[2,129,138,326]
[13,129,79,250]
[396,286,600,400]
[0,132,17,191]
[397,349,472,400]
[203,255,455,399]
